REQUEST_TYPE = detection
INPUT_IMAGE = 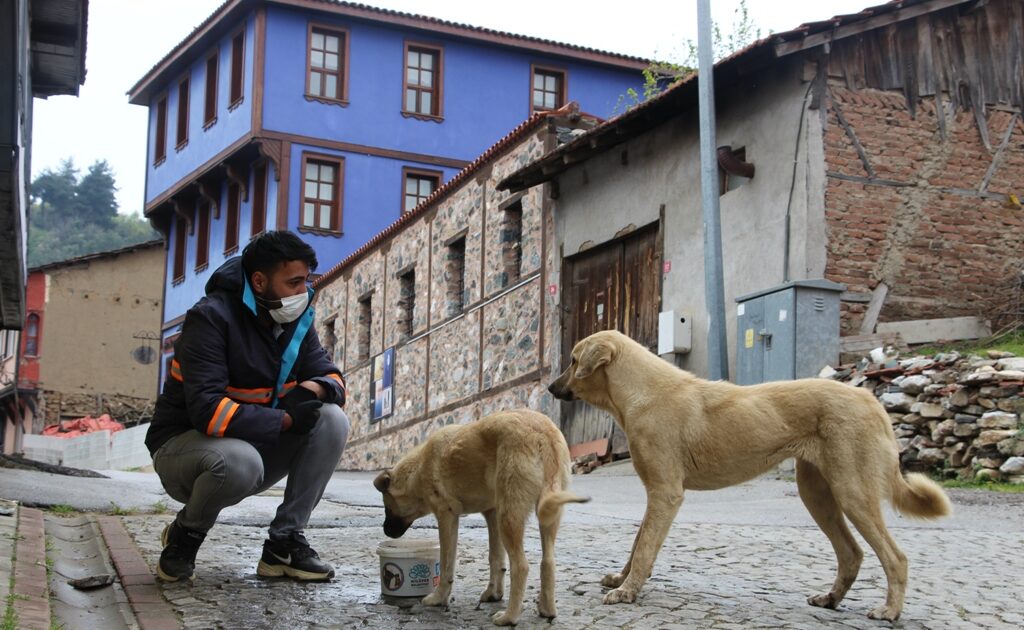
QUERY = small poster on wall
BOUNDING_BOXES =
[370,346,395,423]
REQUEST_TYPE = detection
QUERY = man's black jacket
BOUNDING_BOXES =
[146,257,345,454]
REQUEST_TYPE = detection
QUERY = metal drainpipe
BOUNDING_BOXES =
[697,0,729,382]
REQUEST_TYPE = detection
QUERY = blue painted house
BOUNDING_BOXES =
[128,0,646,384]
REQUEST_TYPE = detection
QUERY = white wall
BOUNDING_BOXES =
[22,425,152,471]
[552,59,828,377]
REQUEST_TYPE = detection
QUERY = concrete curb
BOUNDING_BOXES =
[12,507,50,630]
[97,516,181,630]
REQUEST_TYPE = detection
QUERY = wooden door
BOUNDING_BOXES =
[560,224,660,454]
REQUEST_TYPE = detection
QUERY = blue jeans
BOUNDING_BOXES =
[152,404,350,537]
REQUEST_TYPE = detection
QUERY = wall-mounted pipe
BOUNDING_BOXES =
[716,145,755,178]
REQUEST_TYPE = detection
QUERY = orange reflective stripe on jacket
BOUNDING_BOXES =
[276,381,298,398]
[225,385,273,404]
[170,359,183,382]
[206,398,240,437]
[326,373,345,389]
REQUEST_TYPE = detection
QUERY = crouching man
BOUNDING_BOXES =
[145,230,350,583]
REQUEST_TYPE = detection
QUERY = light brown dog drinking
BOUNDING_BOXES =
[372,409,588,626]
[548,330,951,622]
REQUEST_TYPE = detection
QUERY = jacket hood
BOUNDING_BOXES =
[205,257,245,296]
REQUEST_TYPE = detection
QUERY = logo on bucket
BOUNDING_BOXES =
[433,561,441,587]
[408,562,432,590]
[381,562,404,591]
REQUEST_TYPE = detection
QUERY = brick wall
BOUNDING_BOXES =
[823,86,1024,335]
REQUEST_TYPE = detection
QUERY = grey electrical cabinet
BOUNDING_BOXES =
[735,279,845,385]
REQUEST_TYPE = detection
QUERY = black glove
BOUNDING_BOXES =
[287,400,323,435]
[280,385,318,412]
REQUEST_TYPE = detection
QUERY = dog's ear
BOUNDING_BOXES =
[373,471,391,493]
[574,338,614,380]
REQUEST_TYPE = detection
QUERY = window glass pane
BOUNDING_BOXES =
[421,70,432,88]
[305,162,318,180]
[325,53,338,71]
[405,196,417,212]
[420,91,432,115]
[533,92,544,108]
[406,67,417,85]
[419,178,433,196]
[405,89,417,111]
[319,182,333,202]
[405,177,418,195]
[545,93,555,109]
[320,164,334,183]
[325,35,339,52]
[305,181,318,197]
[319,204,331,228]
[311,72,323,95]
[311,50,324,68]
[534,73,544,90]
[325,74,337,97]
[312,32,324,50]
[407,50,418,67]
[546,75,557,91]
[303,203,315,226]
[421,52,433,70]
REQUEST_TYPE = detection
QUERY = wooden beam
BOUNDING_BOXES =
[171,198,194,235]
[773,0,970,57]
[979,113,1019,193]
[826,172,916,187]
[196,181,220,219]
[831,91,877,179]
[256,138,283,182]
[562,149,591,166]
[222,162,249,202]
[540,161,565,177]
[859,282,889,335]
[840,332,909,356]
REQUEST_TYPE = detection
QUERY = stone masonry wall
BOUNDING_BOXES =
[383,221,430,346]
[315,120,562,470]
[822,87,1024,335]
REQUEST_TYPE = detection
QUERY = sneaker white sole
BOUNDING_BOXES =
[256,559,332,581]
[158,522,196,582]
[156,564,195,583]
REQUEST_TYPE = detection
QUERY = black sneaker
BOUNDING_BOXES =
[157,520,206,582]
[256,532,334,581]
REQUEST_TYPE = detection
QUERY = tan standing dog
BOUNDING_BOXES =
[372,409,588,626]
[548,330,951,622]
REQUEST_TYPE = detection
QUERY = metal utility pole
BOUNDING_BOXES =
[697,0,729,381]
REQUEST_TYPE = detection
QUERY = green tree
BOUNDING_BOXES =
[27,158,158,268]
[29,158,78,228]
[74,160,119,228]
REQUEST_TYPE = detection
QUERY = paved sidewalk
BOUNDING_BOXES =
[1,501,51,630]
[119,510,1022,629]
[3,463,1023,629]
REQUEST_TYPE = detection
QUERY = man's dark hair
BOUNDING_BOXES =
[241,230,318,277]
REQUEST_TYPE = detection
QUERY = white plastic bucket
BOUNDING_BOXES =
[376,538,441,598]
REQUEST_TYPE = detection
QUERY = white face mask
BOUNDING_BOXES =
[267,291,309,324]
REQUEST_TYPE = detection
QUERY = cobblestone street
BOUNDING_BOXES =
[114,466,1023,630]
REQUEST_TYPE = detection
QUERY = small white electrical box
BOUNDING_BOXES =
[658,310,692,355]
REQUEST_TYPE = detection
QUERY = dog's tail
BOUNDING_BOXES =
[891,471,952,519]
[537,491,590,525]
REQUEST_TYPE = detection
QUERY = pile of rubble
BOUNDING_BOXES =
[822,349,1024,483]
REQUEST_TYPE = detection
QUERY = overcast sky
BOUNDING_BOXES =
[30,0,873,216]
